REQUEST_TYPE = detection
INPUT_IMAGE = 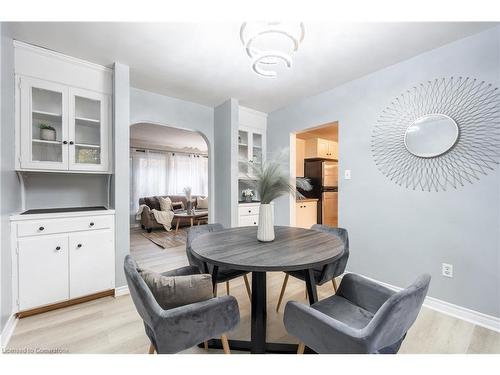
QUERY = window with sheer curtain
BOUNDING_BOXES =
[130,149,208,212]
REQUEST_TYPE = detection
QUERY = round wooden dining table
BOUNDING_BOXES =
[190,225,345,354]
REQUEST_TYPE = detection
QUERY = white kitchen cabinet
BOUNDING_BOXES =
[295,200,318,229]
[11,210,115,313]
[17,234,69,310]
[15,41,112,174]
[305,138,338,160]
[69,230,115,299]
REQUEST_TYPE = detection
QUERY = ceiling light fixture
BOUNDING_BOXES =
[240,22,305,78]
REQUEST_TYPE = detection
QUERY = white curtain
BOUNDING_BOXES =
[131,149,208,212]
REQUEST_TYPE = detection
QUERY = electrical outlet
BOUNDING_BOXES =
[344,170,351,180]
[442,263,453,278]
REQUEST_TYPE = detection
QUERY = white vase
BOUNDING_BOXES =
[257,203,275,242]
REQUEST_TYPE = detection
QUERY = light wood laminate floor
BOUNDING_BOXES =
[6,227,500,354]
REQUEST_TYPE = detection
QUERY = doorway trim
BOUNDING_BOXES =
[289,121,339,227]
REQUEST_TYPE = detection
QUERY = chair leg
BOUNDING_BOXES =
[243,274,252,301]
[305,285,308,299]
[203,341,208,351]
[226,281,230,295]
[297,342,305,354]
[276,274,289,312]
[148,343,155,354]
[213,285,218,297]
[221,334,231,354]
[332,278,338,293]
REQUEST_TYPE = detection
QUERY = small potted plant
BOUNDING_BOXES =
[39,124,56,141]
[242,188,254,203]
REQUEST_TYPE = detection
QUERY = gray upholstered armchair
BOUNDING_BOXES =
[284,273,431,354]
[276,224,349,311]
[124,255,240,354]
[186,224,252,300]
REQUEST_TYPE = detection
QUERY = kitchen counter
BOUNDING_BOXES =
[20,206,108,215]
[297,198,319,203]
[11,207,115,221]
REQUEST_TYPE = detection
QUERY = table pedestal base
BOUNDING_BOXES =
[198,339,315,354]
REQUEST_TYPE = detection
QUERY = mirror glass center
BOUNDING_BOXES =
[404,114,459,158]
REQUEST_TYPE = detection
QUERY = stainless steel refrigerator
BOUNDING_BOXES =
[303,159,338,226]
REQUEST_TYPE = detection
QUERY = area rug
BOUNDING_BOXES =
[141,229,187,249]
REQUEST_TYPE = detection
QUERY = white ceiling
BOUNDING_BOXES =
[7,22,497,113]
[130,123,208,152]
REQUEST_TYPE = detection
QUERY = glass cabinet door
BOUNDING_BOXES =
[21,78,68,170]
[69,89,108,171]
[238,129,249,177]
[252,132,263,168]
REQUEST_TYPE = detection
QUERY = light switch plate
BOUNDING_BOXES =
[344,170,351,180]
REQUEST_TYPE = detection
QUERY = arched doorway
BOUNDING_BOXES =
[129,122,210,271]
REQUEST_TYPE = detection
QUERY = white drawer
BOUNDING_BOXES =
[17,215,114,237]
[239,215,259,227]
[239,205,260,217]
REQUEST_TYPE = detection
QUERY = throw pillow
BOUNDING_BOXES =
[197,196,208,209]
[171,201,184,211]
[159,196,172,211]
[139,268,213,310]
[146,197,161,211]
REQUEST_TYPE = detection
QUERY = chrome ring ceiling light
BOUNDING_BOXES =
[240,22,305,78]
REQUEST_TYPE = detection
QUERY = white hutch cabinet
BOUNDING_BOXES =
[238,107,268,227]
[11,210,115,313]
[9,42,116,316]
[15,41,112,173]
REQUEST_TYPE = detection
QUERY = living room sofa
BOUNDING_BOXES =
[139,195,206,232]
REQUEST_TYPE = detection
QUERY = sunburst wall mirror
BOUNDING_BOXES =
[371,76,500,192]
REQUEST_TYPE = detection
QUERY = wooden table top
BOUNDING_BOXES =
[173,210,208,218]
[190,226,344,272]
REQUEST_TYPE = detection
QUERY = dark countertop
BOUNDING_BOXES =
[238,200,260,204]
[21,206,109,215]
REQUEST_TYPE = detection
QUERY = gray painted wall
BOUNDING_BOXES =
[1,24,21,331]
[213,99,239,228]
[267,27,500,317]
[112,63,130,288]
[23,173,108,209]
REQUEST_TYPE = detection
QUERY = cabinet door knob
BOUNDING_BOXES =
[253,222,256,225]
[69,141,74,145]
[63,141,68,145]
[89,222,95,227]
[248,210,251,213]
[77,243,82,248]
[39,226,44,231]
[55,246,61,251]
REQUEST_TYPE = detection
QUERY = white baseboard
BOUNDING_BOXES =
[114,285,130,297]
[1,313,19,349]
[352,273,500,333]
